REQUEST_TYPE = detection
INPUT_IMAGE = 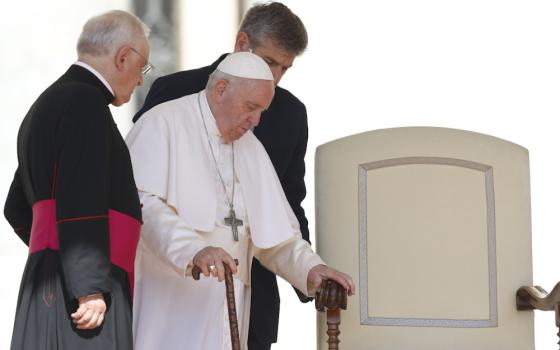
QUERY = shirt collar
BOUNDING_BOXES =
[73,61,115,96]
[199,90,224,142]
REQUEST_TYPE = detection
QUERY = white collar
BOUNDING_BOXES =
[199,90,225,142]
[73,61,115,96]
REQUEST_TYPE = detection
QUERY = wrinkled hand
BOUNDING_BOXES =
[193,246,238,282]
[307,265,355,296]
[71,293,106,330]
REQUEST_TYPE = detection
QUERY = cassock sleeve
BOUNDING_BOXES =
[139,191,208,276]
[254,235,325,297]
[4,168,32,245]
[55,90,112,300]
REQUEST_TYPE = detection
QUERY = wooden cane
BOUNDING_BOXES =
[315,279,348,350]
[192,259,240,350]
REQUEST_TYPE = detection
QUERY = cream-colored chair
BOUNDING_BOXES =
[315,127,558,350]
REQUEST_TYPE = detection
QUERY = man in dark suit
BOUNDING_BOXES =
[133,3,310,349]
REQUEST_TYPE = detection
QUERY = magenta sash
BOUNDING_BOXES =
[29,199,141,295]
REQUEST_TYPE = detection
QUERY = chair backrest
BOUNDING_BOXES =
[315,127,534,350]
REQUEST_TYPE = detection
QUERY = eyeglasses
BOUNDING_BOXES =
[130,47,154,76]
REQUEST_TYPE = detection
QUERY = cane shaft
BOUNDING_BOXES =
[225,265,241,350]
[191,259,240,350]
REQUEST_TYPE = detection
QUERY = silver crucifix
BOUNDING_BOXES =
[224,208,243,241]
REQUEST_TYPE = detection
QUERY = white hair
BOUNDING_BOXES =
[77,10,150,57]
[206,70,261,93]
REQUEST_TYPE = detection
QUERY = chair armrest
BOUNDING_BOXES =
[516,282,560,311]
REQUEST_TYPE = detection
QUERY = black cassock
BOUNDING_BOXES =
[4,65,142,350]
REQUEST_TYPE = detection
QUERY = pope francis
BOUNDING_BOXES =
[126,52,354,350]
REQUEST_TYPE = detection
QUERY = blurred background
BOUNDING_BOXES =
[1,1,560,348]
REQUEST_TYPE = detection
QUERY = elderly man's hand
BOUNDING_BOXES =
[193,246,238,282]
[71,293,106,330]
[307,264,355,296]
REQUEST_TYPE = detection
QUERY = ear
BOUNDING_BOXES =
[114,46,131,72]
[212,80,229,102]
[234,32,251,52]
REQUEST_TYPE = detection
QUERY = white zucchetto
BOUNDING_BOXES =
[216,52,274,81]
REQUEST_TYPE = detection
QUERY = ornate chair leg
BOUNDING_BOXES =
[326,308,341,350]
[316,279,348,350]
[555,302,560,350]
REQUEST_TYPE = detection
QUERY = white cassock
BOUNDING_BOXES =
[126,91,325,350]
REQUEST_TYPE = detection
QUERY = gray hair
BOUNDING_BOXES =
[77,10,150,57]
[239,2,308,56]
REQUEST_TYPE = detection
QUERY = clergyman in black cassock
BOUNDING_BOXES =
[133,4,312,349]
[4,10,150,350]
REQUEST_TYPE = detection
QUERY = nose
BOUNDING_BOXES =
[270,66,283,86]
[249,112,261,127]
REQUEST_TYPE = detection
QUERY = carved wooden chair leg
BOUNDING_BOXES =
[193,259,240,350]
[555,302,560,350]
[315,279,348,350]
[326,308,341,349]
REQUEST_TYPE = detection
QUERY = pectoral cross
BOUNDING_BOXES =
[224,208,243,241]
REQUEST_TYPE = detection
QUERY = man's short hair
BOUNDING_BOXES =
[239,2,308,56]
[77,10,150,57]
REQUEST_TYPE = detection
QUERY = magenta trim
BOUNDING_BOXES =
[108,208,141,293]
[29,199,141,294]
[30,200,59,252]
[57,215,108,224]
[51,162,57,199]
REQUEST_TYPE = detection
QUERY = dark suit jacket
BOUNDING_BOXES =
[133,54,311,344]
